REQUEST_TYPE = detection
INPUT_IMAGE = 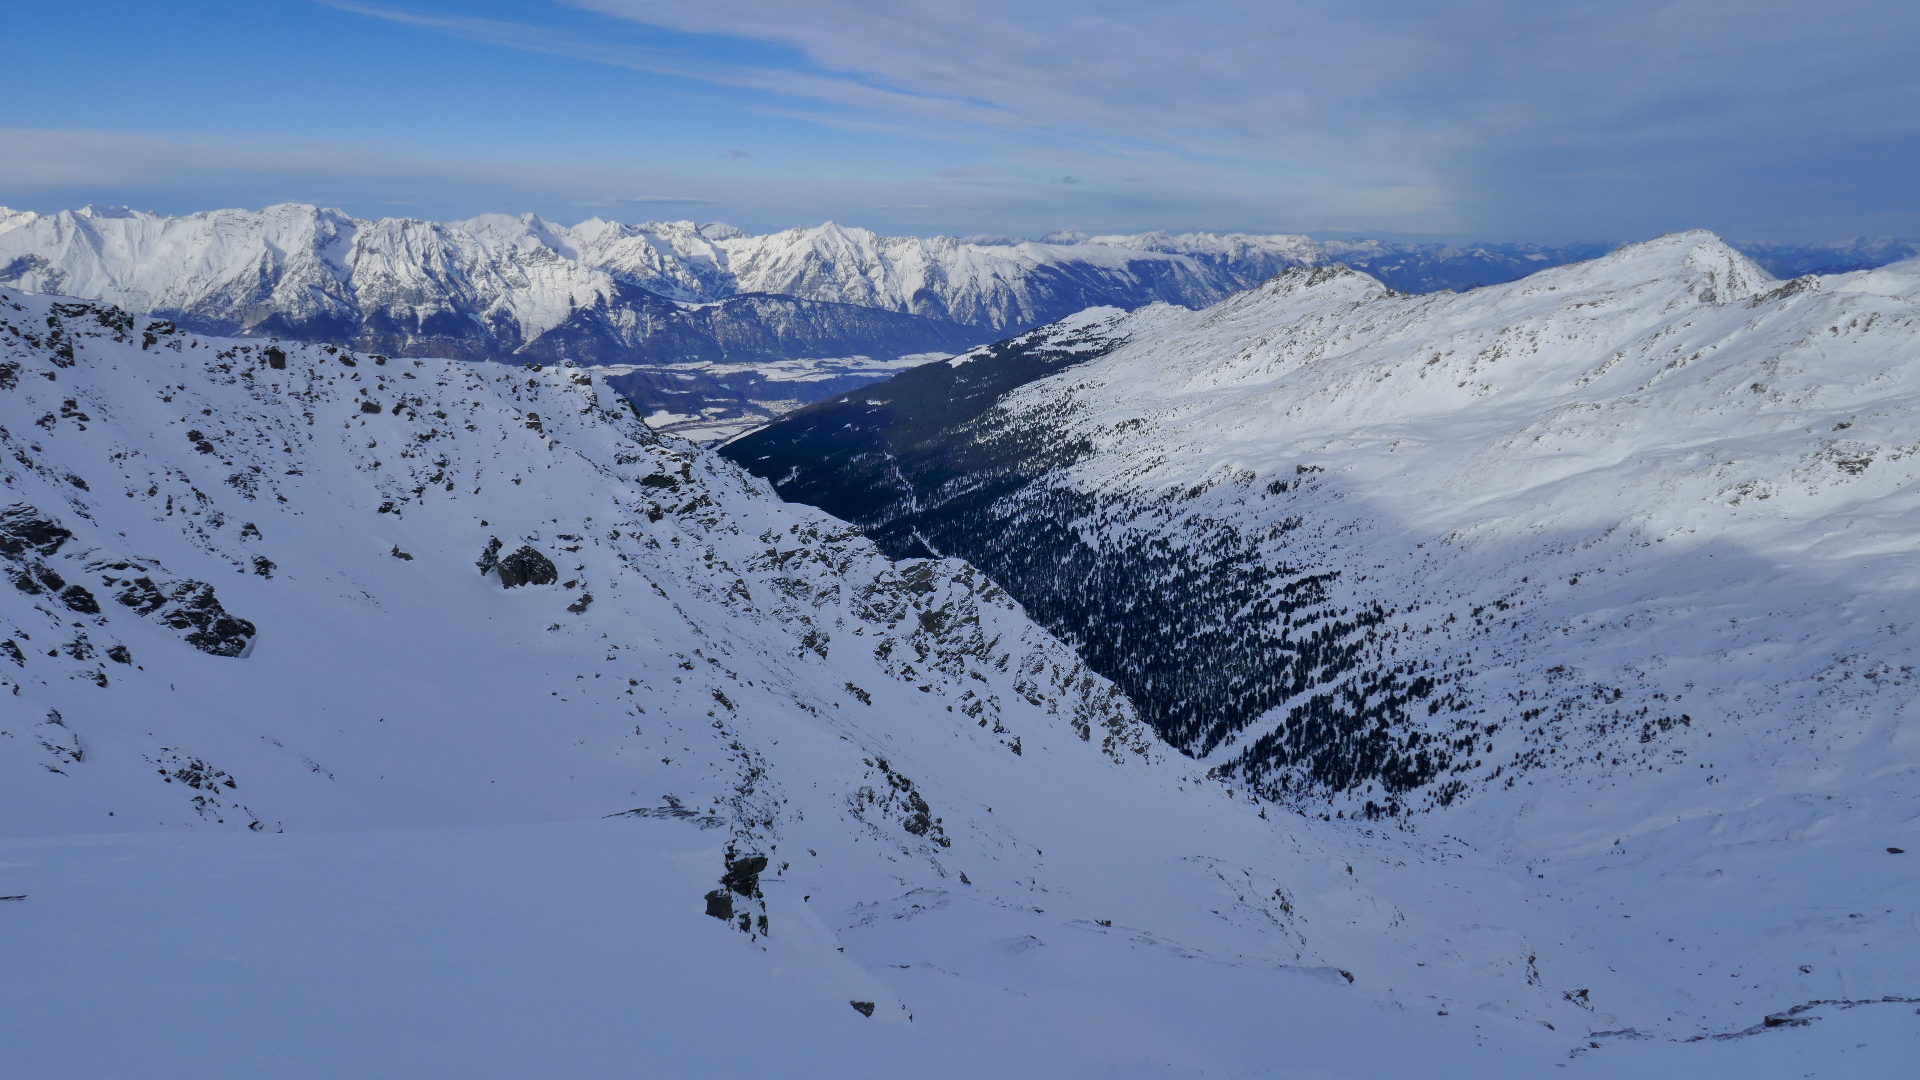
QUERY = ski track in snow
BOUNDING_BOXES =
[0,273,1913,1077]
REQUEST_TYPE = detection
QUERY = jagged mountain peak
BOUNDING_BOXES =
[770,218,869,244]
[0,205,39,235]
[69,203,151,220]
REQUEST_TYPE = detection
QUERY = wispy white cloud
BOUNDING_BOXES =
[13,1,1920,239]
[314,1,1036,141]
[547,0,1920,237]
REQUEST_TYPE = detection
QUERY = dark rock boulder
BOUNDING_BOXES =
[109,573,256,657]
[157,582,257,657]
[113,577,169,615]
[720,854,769,897]
[0,505,72,558]
[475,537,503,576]
[58,584,100,614]
[6,563,64,596]
[496,545,558,588]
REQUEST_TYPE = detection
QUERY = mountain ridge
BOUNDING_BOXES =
[6,204,1913,444]
[726,230,1920,809]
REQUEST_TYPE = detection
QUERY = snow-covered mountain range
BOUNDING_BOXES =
[0,204,989,346]
[6,279,1913,1076]
[0,204,1598,347]
[4,204,1910,445]
[5,206,1904,354]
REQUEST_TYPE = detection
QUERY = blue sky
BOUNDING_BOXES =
[2,0,1916,241]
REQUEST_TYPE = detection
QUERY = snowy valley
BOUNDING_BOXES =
[729,232,1920,1068]
[0,230,1916,1078]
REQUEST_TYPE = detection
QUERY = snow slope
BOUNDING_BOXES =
[1,285,1914,1077]
[728,233,1920,1066]
[734,231,1920,798]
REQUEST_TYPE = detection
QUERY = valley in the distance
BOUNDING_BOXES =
[0,222,1915,1079]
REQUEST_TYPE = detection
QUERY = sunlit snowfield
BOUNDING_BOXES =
[2,236,1917,1077]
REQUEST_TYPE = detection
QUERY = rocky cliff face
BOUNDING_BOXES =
[0,289,1152,837]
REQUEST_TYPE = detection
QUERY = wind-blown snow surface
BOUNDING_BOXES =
[0,285,1913,1077]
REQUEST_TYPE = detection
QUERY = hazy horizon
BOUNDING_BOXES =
[2,1,1915,244]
